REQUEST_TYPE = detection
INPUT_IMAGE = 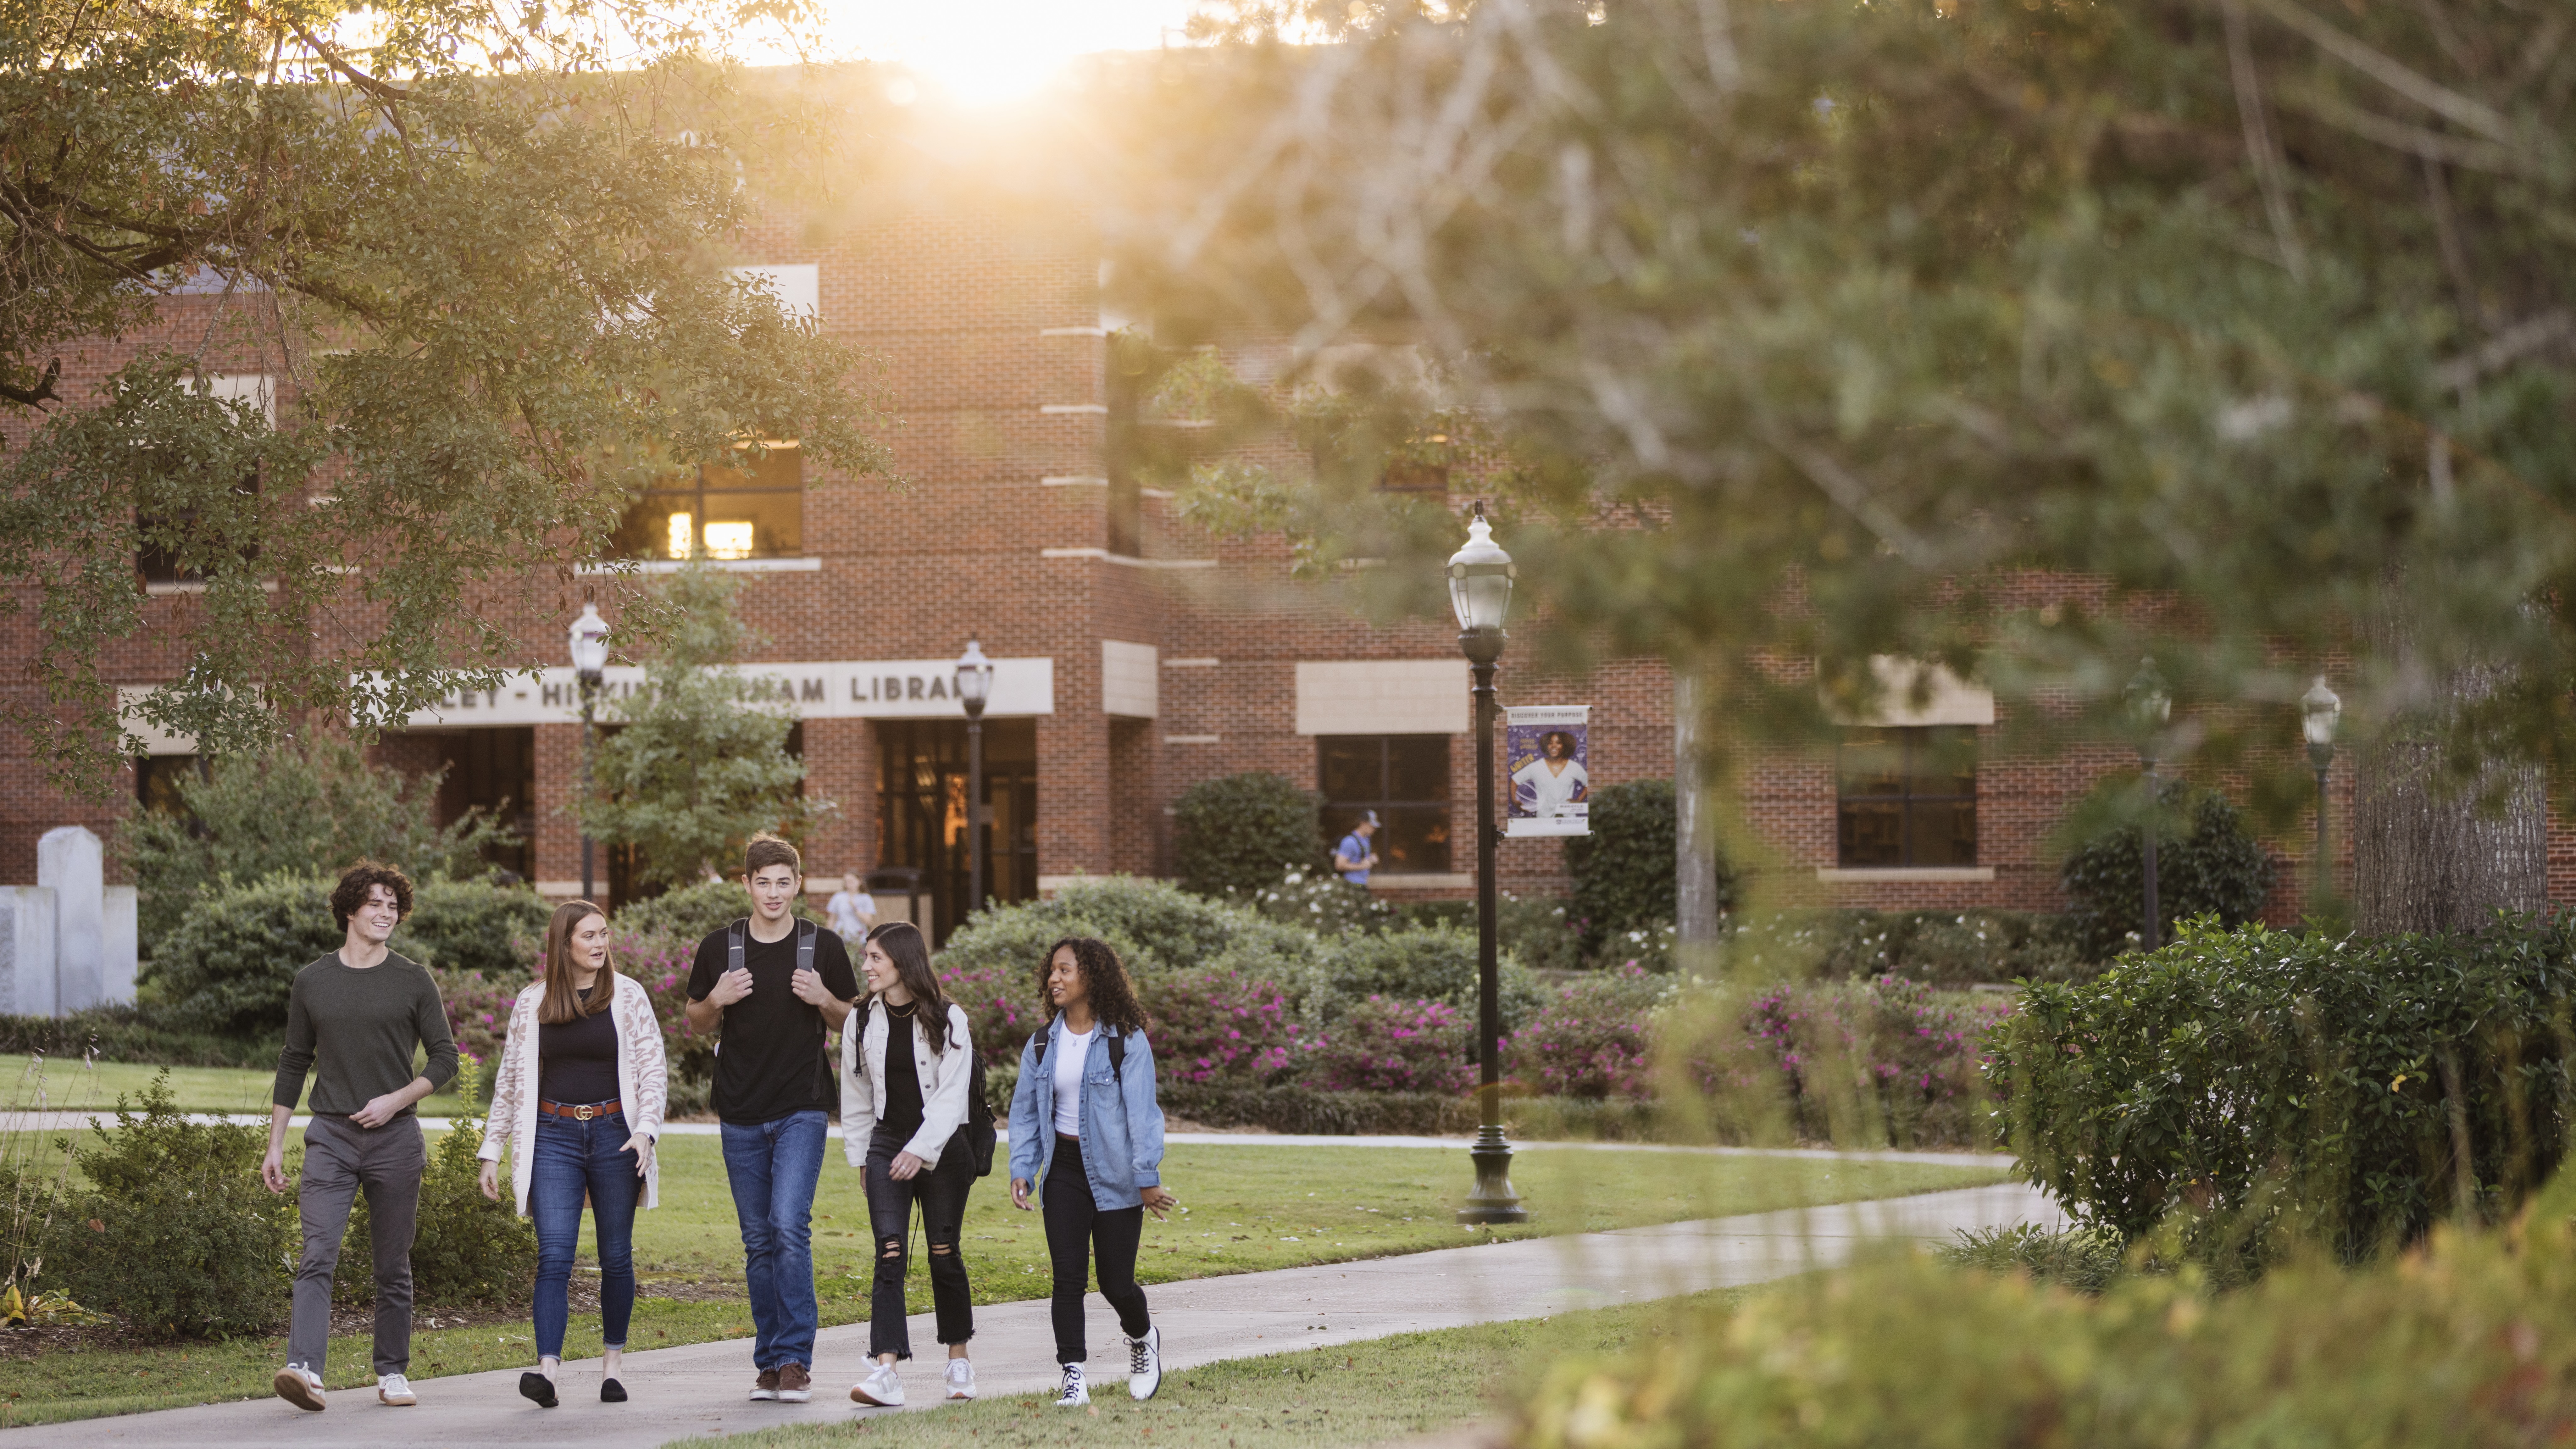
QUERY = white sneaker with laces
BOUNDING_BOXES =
[1126,1325,1163,1401]
[944,1359,977,1401]
[851,1362,905,1407]
[273,1363,325,1412]
[1054,1363,1090,1407]
[376,1372,418,1407]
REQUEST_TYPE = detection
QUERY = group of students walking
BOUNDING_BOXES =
[262,835,1171,1414]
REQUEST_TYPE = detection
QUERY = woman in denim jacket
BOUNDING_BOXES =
[1008,936,1174,1407]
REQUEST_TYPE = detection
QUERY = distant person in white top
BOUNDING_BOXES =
[826,873,879,943]
[1513,731,1589,817]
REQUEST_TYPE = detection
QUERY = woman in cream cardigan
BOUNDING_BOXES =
[478,900,669,1408]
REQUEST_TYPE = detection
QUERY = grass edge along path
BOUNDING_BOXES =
[0,1144,2003,1428]
[678,1288,1745,1449]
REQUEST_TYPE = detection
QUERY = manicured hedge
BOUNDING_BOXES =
[1993,916,2576,1263]
[1172,771,1322,898]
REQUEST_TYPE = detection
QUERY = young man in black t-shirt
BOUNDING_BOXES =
[685,835,858,1404]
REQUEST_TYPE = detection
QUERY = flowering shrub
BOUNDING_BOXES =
[943,955,1039,1068]
[1142,968,1315,1085]
[1504,966,1671,1099]
[1236,867,1392,936]
[1298,995,1474,1094]
[433,967,526,1068]
[1700,974,2010,1147]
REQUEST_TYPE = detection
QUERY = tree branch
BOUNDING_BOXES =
[2432,310,2574,392]
[2223,0,2308,282]
[2248,0,2518,144]
[0,357,62,409]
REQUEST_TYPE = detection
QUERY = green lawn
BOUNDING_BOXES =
[0,1059,479,1116]
[0,1138,1999,1427]
[693,1288,1736,1449]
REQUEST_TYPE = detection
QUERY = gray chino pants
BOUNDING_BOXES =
[288,1113,428,1376]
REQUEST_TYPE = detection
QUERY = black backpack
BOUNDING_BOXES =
[863,996,997,1178]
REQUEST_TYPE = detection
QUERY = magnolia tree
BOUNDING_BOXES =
[0,0,895,787]
[1104,0,2576,931]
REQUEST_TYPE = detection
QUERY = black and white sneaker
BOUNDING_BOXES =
[1126,1325,1162,1401]
[1054,1363,1090,1407]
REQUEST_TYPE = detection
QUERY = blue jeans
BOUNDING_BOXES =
[719,1110,828,1370]
[530,1109,644,1361]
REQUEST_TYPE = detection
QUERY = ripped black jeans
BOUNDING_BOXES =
[863,1133,975,1360]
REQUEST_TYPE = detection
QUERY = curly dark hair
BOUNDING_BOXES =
[330,860,414,931]
[1037,936,1150,1036]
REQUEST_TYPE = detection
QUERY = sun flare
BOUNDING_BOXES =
[820,0,1196,105]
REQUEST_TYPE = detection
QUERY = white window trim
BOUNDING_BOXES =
[576,557,823,576]
[1814,867,1996,884]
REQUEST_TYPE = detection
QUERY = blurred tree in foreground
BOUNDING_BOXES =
[1116,0,2575,929]
[0,1,896,789]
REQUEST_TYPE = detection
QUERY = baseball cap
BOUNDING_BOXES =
[1362,810,1381,827]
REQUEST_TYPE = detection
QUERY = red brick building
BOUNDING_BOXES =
[1,90,2381,943]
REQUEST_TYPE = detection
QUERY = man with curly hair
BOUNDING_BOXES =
[262,860,460,1413]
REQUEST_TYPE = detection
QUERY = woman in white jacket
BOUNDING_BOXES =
[841,921,979,1409]
[477,901,668,1408]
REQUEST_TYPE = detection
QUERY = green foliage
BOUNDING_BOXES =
[145,876,343,1034]
[1993,917,2576,1267]
[1158,1084,1478,1136]
[1565,781,1730,959]
[1942,1224,2129,1297]
[339,1056,535,1307]
[120,735,515,948]
[401,881,551,978]
[1516,1188,2576,1448]
[1129,0,2576,844]
[1173,772,1321,897]
[2058,778,2279,961]
[1721,909,2093,988]
[1498,893,1586,974]
[2,3,895,790]
[1240,866,1395,936]
[1321,924,1543,1033]
[610,877,811,945]
[579,566,830,890]
[937,876,1254,982]
[0,1008,276,1068]
[40,1074,292,1338]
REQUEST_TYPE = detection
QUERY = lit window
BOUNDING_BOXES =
[613,447,802,561]
[1319,735,1451,874]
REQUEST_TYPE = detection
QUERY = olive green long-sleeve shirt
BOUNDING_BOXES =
[271,951,459,1116]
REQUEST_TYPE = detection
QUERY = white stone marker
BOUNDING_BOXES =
[38,826,105,1014]
[0,886,58,1017]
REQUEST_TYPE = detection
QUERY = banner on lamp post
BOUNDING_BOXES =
[1503,705,1590,838]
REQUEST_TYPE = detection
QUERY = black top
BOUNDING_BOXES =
[538,985,621,1106]
[873,1000,925,1147]
[685,923,859,1125]
[272,952,460,1116]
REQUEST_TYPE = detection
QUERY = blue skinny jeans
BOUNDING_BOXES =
[529,1108,644,1360]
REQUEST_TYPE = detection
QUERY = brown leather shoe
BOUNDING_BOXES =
[777,1363,813,1402]
[751,1368,781,1401]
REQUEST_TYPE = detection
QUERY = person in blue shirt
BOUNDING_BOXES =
[1333,811,1380,884]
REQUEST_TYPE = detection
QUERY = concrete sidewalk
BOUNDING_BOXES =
[0,1181,2061,1449]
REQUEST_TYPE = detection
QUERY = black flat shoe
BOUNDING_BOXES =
[601,1377,628,1403]
[519,1372,558,1407]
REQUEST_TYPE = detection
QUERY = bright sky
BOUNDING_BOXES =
[820,0,1203,104]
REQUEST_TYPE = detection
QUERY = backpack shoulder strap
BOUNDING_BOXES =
[1106,1026,1126,1082]
[1030,1028,1048,1067]
[728,919,746,974]
[797,918,816,971]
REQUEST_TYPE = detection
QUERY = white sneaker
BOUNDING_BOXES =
[851,1362,905,1407]
[1054,1363,1090,1407]
[1126,1325,1162,1401]
[273,1363,325,1412]
[944,1359,977,1401]
[376,1373,417,1407]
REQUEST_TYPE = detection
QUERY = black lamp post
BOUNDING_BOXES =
[568,597,611,903]
[2124,656,2172,952]
[956,639,995,926]
[2301,675,2341,906]
[1449,502,1527,1225]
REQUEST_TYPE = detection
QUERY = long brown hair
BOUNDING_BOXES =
[1038,936,1150,1036]
[538,900,619,1025]
[864,921,956,1055]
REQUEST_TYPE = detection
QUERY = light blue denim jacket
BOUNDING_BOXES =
[1008,1016,1165,1211]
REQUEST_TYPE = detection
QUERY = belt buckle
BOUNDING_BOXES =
[574,1104,595,1121]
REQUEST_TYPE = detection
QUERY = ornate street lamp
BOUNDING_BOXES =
[1448,502,1526,1225]
[2301,675,2341,906]
[956,638,995,929]
[2124,656,2172,951]
[568,597,611,903]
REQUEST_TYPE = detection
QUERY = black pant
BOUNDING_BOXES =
[1043,1134,1149,1365]
[863,1133,974,1359]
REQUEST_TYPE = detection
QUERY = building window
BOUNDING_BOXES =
[135,755,200,815]
[1319,734,1451,874]
[1836,725,1977,867]
[610,447,802,561]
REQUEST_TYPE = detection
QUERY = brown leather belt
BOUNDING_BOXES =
[539,1099,621,1121]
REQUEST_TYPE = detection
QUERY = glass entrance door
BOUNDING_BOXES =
[876,719,1038,944]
